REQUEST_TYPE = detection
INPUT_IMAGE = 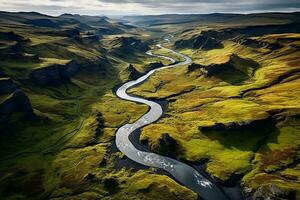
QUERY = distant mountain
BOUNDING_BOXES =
[123,12,300,27]
[60,14,110,26]
[0,11,131,34]
[0,11,80,28]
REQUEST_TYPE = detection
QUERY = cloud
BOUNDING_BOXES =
[0,0,299,16]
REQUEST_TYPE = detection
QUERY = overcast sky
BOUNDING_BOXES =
[1,0,300,16]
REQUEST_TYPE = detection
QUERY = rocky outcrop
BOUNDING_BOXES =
[187,54,259,84]
[149,133,178,157]
[111,36,150,52]
[30,65,68,86]
[126,64,141,80]
[236,38,282,50]
[95,112,105,137]
[0,78,17,95]
[30,60,80,86]
[249,184,296,200]
[147,62,164,71]
[187,63,203,73]
[175,35,223,50]
[208,54,258,75]
[0,89,35,123]
[82,35,101,44]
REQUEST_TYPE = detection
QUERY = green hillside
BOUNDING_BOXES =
[0,11,300,200]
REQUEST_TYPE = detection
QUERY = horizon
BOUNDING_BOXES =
[1,0,300,16]
[1,10,300,18]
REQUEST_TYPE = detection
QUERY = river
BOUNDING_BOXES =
[115,38,228,200]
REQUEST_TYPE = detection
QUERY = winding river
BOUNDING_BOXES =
[115,38,228,200]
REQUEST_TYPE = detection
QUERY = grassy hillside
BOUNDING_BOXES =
[129,18,300,199]
[1,11,300,200]
[0,11,197,200]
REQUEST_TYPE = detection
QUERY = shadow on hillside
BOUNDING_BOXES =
[200,118,279,152]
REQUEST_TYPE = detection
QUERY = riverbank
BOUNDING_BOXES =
[114,40,236,200]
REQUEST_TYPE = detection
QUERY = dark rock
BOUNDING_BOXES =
[147,62,164,71]
[126,64,141,80]
[194,54,259,84]
[112,36,150,52]
[237,38,282,50]
[194,35,224,50]
[150,133,178,157]
[187,63,203,73]
[252,184,296,200]
[83,35,101,43]
[95,112,105,137]
[30,60,80,86]
[30,65,68,86]
[175,35,223,50]
[0,78,17,95]
[0,89,35,123]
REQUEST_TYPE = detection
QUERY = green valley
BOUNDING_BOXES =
[0,8,300,200]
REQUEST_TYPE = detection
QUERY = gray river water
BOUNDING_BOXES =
[115,40,228,200]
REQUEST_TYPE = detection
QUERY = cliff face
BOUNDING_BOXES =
[111,36,150,55]
[187,54,259,84]
[175,35,223,50]
[147,62,164,71]
[237,37,282,50]
[0,89,35,123]
[126,64,141,80]
[147,133,178,157]
[30,60,80,86]
[0,68,34,124]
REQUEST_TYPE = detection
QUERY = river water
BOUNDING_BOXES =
[115,41,228,200]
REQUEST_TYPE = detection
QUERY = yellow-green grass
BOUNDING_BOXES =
[130,33,300,186]
[152,47,185,62]
[0,24,198,200]
[0,86,196,200]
